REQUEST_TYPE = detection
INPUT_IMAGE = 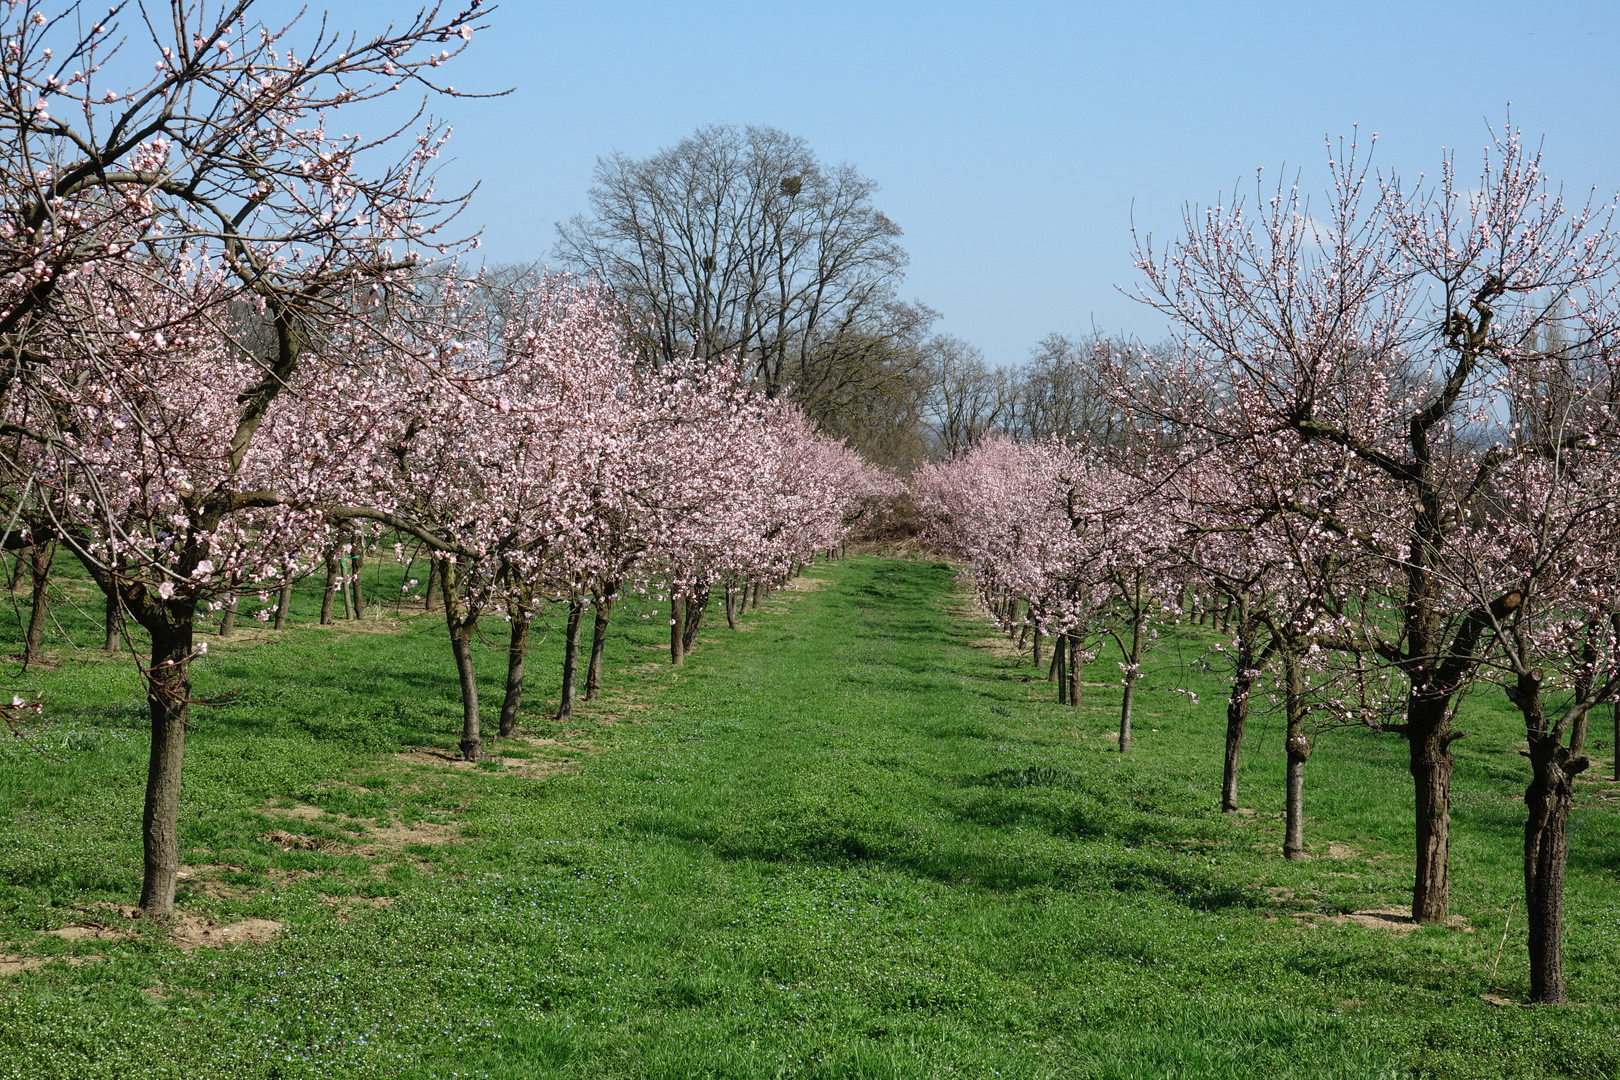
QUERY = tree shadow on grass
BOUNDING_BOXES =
[627,791,1262,915]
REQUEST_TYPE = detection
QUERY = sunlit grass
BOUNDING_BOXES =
[0,557,1616,1078]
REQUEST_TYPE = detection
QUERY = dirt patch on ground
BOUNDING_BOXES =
[392,739,582,778]
[1289,906,1473,933]
[40,907,284,952]
[309,617,417,637]
[170,916,284,950]
[44,924,128,942]
[1,951,104,976]
[258,801,461,858]
[1325,842,1362,859]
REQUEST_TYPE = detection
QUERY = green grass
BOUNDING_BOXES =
[1,556,1617,1078]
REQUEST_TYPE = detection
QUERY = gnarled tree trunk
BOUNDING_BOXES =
[138,604,195,916]
[320,546,339,625]
[349,529,366,619]
[1222,599,1277,814]
[1524,730,1579,1004]
[22,540,54,664]
[273,580,292,630]
[498,613,530,737]
[1510,667,1596,1005]
[1408,696,1456,923]
[1282,647,1311,861]
[1053,633,1067,703]
[218,573,239,637]
[440,562,484,761]
[424,557,441,612]
[670,591,686,666]
[1066,631,1082,708]
[557,598,584,721]
[104,577,123,652]
[585,591,615,700]
[681,585,708,654]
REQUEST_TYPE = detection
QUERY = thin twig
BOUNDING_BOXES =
[1488,895,1517,987]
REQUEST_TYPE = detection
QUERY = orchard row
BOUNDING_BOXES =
[912,128,1620,1006]
[0,4,889,918]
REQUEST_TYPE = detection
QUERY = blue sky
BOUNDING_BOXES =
[314,0,1620,365]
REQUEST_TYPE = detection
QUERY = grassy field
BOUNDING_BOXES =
[0,555,1617,1079]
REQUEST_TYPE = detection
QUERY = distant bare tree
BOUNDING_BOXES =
[555,124,915,404]
[922,335,1014,458]
[1009,332,1122,444]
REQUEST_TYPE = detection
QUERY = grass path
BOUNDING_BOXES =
[1,557,1618,1078]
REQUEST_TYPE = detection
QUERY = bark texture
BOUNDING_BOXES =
[320,547,339,625]
[23,540,53,664]
[585,590,616,700]
[681,585,708,654]
[273,580,292,630]
[439,563,484,761]
[498,614,530,737]
[1282,648,1310,861]
[138,608,194,916]
[670,592,686,666]
[557,599,584,721]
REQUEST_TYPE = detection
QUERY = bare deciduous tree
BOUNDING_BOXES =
[554,123,922,411]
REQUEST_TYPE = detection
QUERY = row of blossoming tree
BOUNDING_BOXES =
[0,1,890,919]
[914,126,1620,1005]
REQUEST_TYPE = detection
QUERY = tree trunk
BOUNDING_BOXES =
[1118,601,1144,754]
[441,565,483,761]
[1066,631,1082,708]
[585,593,615,700]
[1118,672,1137,752]
[557,599,585,722]
[1524,732,1578,1004]
[22,540,54,664]
[725,585,737,630]
[273,580,292,630]
[750,581,761,610]
[424,558,441,612]
[498,614,530,737]
[349,531,366,620]
[448,623,483,761]
[339,552,353,620]
[670,591,686,666]
[1221,594,1263,814]
[218,573,239,637]
[1032,623,1043,669]
[1512,669,1591,1005]
[1283,648,1310,861]
[320,547,339,625]
[104,581,123,653]
[1053,633,1067,702]
[1409,698,1455,924]
[681,585,708,654]
[139,609,194,916]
